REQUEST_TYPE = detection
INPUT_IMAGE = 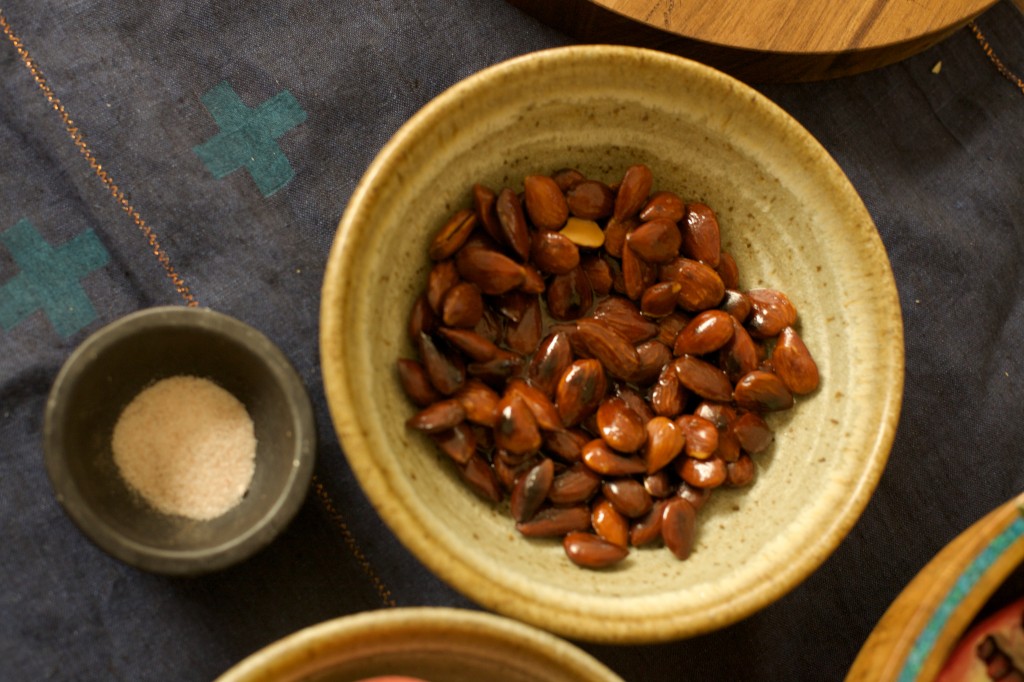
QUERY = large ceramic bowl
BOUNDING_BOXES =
[320,45,904,643]
[216,607,623,682]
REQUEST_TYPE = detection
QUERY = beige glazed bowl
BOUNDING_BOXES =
[320,45,904,643]
[216,607,623,682]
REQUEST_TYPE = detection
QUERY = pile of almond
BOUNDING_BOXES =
[398,164,819,569]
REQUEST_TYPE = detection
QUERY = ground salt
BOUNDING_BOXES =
[111,375,257,520]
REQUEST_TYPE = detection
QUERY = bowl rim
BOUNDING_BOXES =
[43,305,317,575]
[320,44,905,642]
[214,606,624,681]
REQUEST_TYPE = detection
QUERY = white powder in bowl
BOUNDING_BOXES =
[111,375,257,520]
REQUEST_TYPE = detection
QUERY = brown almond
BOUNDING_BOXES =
[405,398,465,433]
[602,216,635,258]
[721,289,751,323]
[640,282,682,318]
[622,244,657,300]
[719,316,759,383]
[675,414,719,460]
[454,379,501,427]
[460,454,503,503]
[649,362,688,418]
[466,350,524,385]
[580,255,614,296]
[681,202,721,267]
[426,260,460,313]
[661,497,697,560]
[625,218,683,264]
[563,531,629,568]
[644,416,685,474]
[574,318,642,381]
[639,191,685,223]
[732,411,774,454]
[551,168,587,192]
[555,359,607,427]
[408,294,436,344]
[673,354,732,402]
[548,462,601,504]
[396,358,442,407]
[581,439,646,476]
[644,470,675,498]
[503,295,543,355]
[519,264,547,294]
[593,296,659,343]
[566,180,615,220]
[677,481,711,511]
[613,164,654,220]
[656,312,690,347]
[510,457,555,523]
[516,505,591,537]
[495,187,531,260]
[524,174,569,230]
[772,326,820,394]
[746,289,798,338]
[546,267,594,321]
[543,428,590,463]
[633,339,673,385]
[596,397,647,453]
[716,251,740,290]
[472,184,504,244]
[678,455,727,489]
[726,454,757,487]
[591,497,630,548]
[733,370,795,411]
[429,208,478,261]
[630,499,668,547]
[507,378,562,431]
[418,331,465,395]
[615,386,656,423]
[441,282,484,328]
[602,478,652,519]
[527,332,573,398]
[437,327,500,362]
[659,257,725,312]
[673,309,735,356]
[531,230,580,275]
[454,244,525,295]
[494,392,542,456]
[430,423,477,464]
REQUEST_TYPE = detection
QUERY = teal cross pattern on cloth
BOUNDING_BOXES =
[0,218,110,339]
[193,80,308,197]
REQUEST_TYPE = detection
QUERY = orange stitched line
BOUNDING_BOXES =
[0,9,197,307]
[969,21,1024,97]
[313,479,398,608]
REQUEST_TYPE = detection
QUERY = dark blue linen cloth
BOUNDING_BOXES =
[1,1,1022,680]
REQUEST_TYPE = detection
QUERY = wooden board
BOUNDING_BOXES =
[508,0,1000,82]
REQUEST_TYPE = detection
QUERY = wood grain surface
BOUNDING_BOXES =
[508,0,1001,82]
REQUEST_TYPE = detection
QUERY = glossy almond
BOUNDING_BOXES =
[681,202,721,267]
[406,398,466,433]
[732,410,774,453]
[716,251,740,290]
[515,505,591,537]
[495,392,542,456]
[633,339,673,385]
[581,439,646,476]
[454,379,501,427]
[579,255,613,295]
[396,358,442,407]
[644,416,685,473]
[574,318,642,381]
[625,218,682,264]
[454,245,525,295]
[524,174,569,230]
[427,260,460,313]
[656,312,690,347]
[441,282,484,328]
[719,316,759,382]
[472,184,504,243]
[548,461,601,504]
[546,267,594,321]
[593,297,659,343]
[673,354,733,402]
[602,478,652,518]
[721,289,751,322]
[591,497,630,548]
[661,497,697,560]
[726,454,757,487]
[733,370,795,411]
[615,386,656,423]
[418,331,465,395]
[460,454,503,503]
[431,422,477,464]
[563,531,629,568]
[502,294,543,355]
[622,244,657,300]
[596,397,647,453]
[429,208,478,261]
[438,327,500,362]
[496,187,531,260]
[673,309,735,356]
[639,190,685,223]
[659,257,725,312]
[649,362,687,417]
[629,499,668,547]
[566,180,615,220]
[677,481,711,511]
[555,359,607,427]
[640,282,682,317]
[507,378,562,431]
[531,230,580,274]
[543,428,590,463]
[675,414,719,460]
[466,351,524,385]
[772,326,820,394]
[527,332,573,397]
[510,457,555,522]
[746,289,798,338]
[643,470,674,498]
[602,216,634,259]
[678,455,727,489]
[613,164,654,220]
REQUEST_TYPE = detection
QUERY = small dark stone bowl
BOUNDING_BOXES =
[43,306,316,576]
